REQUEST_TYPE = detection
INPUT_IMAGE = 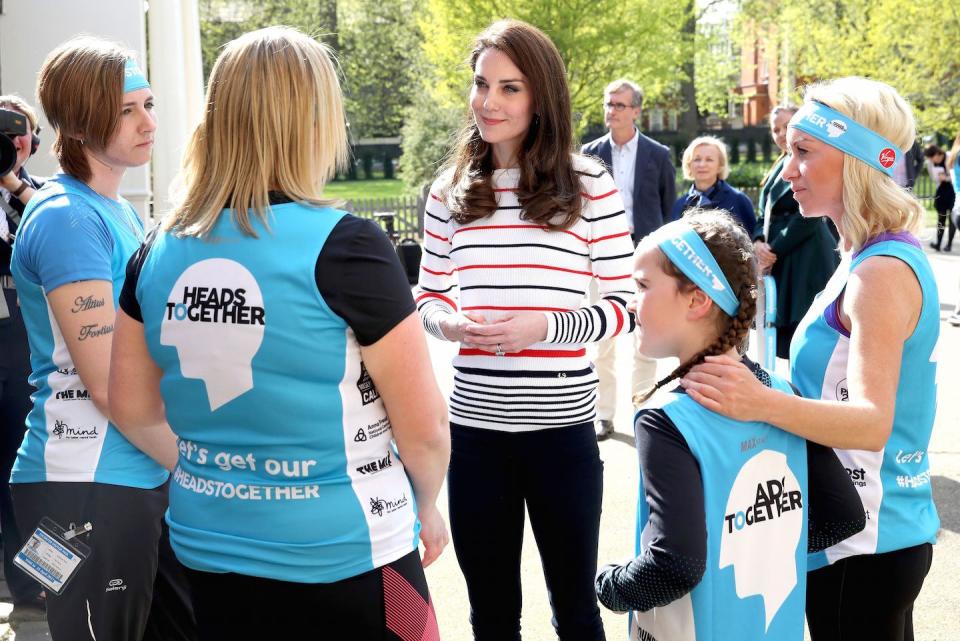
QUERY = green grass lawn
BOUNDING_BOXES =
[323,179,407,200]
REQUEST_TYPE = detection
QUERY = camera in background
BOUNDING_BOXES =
[0,108,29,178]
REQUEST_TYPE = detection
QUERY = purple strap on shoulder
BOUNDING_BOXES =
[853,231,921,258]
[825,231,921,337]
[825,299,851,338]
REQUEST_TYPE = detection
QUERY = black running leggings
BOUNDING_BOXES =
[806,543,933,641]
[185,550,436,641]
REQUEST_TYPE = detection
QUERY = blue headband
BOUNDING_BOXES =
[123,58,150,94]
[789,101,899,177]
[656,222,740,317]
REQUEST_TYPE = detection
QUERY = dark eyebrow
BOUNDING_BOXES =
[122,94,155,107]
[474,74,525,84]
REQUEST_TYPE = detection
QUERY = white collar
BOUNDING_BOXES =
[611,127,639,152]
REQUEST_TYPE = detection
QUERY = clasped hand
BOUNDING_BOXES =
[441,311,548,354]
[753,241,777,272]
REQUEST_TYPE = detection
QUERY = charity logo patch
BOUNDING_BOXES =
[51,419,99,440]
[834,378,849,402]
[356,454,392,475]
[826,119,847,138]
[160,259,266,411]
[719,449,804,631]
[369,493,408,518]
[357,362,380,406]
[878,148,896,168]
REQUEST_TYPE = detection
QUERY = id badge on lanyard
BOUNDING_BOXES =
[14,517,92,594]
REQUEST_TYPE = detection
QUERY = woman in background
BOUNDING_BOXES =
[753,105,840,358]
[670,135,756,235]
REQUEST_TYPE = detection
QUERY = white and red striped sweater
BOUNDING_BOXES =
[416,156,636,431]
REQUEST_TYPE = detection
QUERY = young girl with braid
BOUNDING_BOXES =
[595,209,864,641]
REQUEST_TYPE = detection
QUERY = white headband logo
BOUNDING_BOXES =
[827,120,847,138]
[669,237,726,292]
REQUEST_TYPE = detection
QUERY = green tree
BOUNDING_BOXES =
[398,92,464,190]
[198,0,337,80]
[738,0,960,135]
[418,0,691,132]
[695,18,740,120]
[200,0,423,141]
[861,0,960,135]
[339,0,423,139]
[399,0,692,188]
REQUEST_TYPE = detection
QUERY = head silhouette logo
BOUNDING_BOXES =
[161,259,266,411]
[826,119,848,138]
[719,449,803,631]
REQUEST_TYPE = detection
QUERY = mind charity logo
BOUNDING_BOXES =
[161,259,266,411]
[719,449,803,631]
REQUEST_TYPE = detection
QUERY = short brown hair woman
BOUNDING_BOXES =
[416,19,635,640]
[9,37,195,639]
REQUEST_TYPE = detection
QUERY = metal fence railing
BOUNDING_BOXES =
[343,186,428,242]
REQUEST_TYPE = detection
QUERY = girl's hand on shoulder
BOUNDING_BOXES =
[680,355,771,422]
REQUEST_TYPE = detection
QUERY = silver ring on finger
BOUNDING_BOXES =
[495,343,505,357]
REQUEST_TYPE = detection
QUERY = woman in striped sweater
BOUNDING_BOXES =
[416,19,634,641]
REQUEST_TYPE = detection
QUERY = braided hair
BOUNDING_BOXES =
[634,208,758,405]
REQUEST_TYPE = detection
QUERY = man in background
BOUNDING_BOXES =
[582,79,676,440]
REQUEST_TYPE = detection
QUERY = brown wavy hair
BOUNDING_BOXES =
[636,209,758,404]
[444,20,582,230]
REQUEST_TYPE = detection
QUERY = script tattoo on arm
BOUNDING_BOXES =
[78,323,114,341]
[71,296,106,313]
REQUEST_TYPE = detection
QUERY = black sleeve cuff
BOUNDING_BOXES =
[316,216,416,346]
[118,226,159,323]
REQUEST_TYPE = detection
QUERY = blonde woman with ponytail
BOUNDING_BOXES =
[682,77,941,641]
[595,209,863,640]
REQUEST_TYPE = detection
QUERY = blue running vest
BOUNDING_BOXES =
[133,203,419,583]
[632,373,808,641]
[791,235,939,570]
[11,174,167,488]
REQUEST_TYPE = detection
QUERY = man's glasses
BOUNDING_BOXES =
[605,102,634,112]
